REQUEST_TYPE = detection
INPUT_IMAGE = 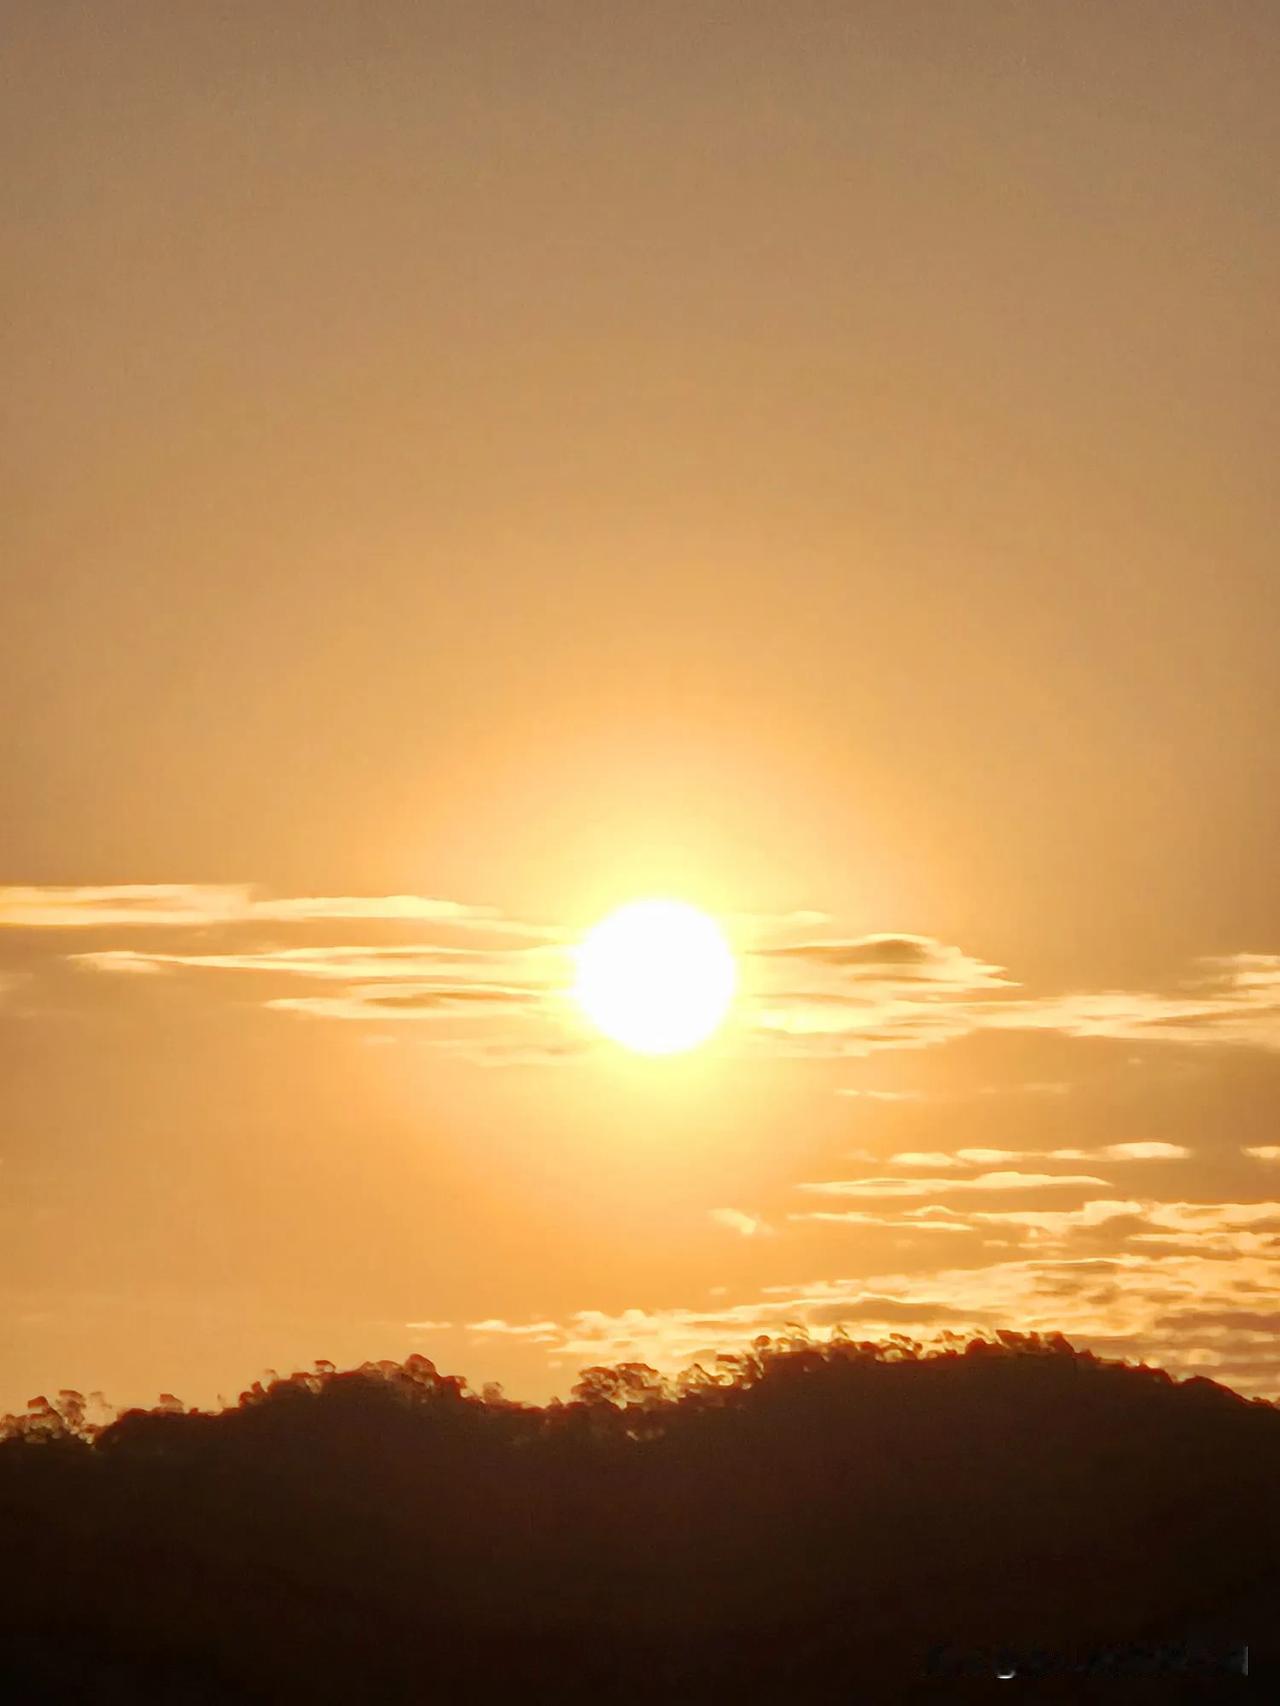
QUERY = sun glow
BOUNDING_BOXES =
[572,899,738,1055]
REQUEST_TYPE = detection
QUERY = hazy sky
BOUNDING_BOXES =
[4,2,1279,1415]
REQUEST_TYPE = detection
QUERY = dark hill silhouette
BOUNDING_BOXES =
[0,1329,1270,1701]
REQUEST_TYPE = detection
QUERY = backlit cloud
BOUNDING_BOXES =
[754,933,1012,987]
[74,943,563,984]
[27,887,574,1054]
[789,1196,1280,1262]
[0,884,514,931]
[5,888,1280,1071]
[747,935,1280,1058]
[835,1082,1072,1102]
[835,1087,927,1101]
[0,885,252,929]
[478,1213,1280,1396]
[882,1144,1188,1168]
[1101,1142,1192,1160]
[265,984,552,1022]
[796,1170,1110,1199]
[467,1319,561,1342]
[709,1208,774,1238]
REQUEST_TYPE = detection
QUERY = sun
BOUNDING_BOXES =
[572,899,738,1055]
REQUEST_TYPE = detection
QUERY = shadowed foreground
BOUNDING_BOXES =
[1,1330,1270,1701]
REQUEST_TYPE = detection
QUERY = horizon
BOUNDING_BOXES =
[5,1322,1264,1434]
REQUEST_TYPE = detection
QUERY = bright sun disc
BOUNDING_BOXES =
[572,899,737,1055]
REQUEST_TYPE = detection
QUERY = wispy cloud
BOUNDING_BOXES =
[753,932,1012,987]
[0,885,252,929]
[836,1081,1074,1105]
[35,888,574,1052]
[1101,1142,1192,1160]
[726,908,833,938]
[789,1195,1280,1260]
[265,984,553,1022]
[466,1319,561,1342]
[0,884,516,931]
[709,1208,775,1238]
[785,1205,981,1233]
[835,1087,927,1102]
[881,1144,1188,1169]
[978,1080,1072,1097]
[478,1210,1280,1394]
[73,943,563,983]
[883,1151,969,1168]
[796,1170,1110,1199]
[746,935,1280,1059]
[9,889,1280,1067]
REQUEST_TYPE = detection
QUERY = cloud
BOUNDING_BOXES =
[796,1171,1110,1199]
[466,1319,562,1344]
[76,953,173,976]
[1100,1142,1191,1160]
[404,1320,453,1332]
[885,1152,966,1168]
[0,885,252,929]
[836,1088,926,1101]
[745,933,1011,1055]
[753,933,1011,991]
[749,1002,976,1055]
[433,1200,1280,1396]
[772,935,938,967]
[801,1295,982,1327]
[709,1208,774,1238]
[62,912,576,1052]
[1197,953,1280,993]
[790,1198,1179,1252]
[468,1287,1006,1375]
[250,895,507,925]
[954,1148,1034,1165]
[73,944,562,981]
[13,890,1280,1070]
[981,957,1280,1050]
[0,884,518,931]
[920,1200,1148,1240]
[793,1195,1280,1264]
[1243,1147,1280,1161]
[880,1145,1187,1169]
[727,908,833,938]
[836,1082,1072,1103]
[745,932,1280,1059]
[1133,1200,1280,1234]
[776,1242,1280,1394]
[1150,1308,1280,1336]
[787,1209,976,1233]
[265,983,550,1022]
[439,1038,592,1066]
[978,1081,1072,1097]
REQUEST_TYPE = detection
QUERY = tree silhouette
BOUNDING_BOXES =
[0,1329,1272,1700]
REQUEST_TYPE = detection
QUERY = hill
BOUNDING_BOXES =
[0,1329,1269,1700]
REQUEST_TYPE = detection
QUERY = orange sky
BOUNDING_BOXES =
[4,2,1280,1416]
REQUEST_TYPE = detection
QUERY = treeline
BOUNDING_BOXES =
[1,1329,1274,1700]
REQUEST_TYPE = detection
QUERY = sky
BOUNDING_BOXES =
[3,1,1279,1416]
